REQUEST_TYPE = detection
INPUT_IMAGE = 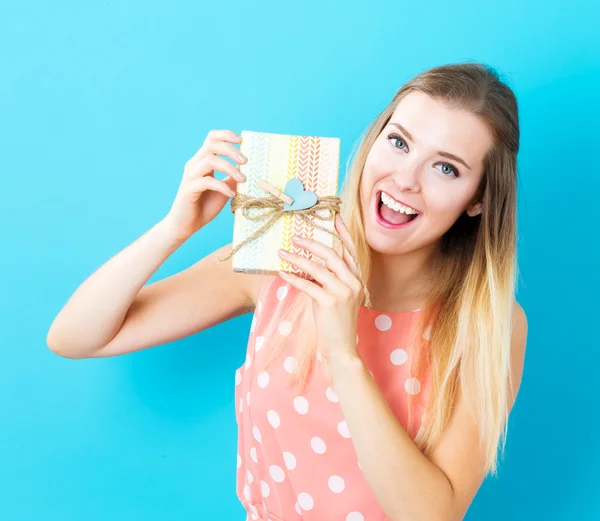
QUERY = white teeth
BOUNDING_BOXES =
[381,192,418,215]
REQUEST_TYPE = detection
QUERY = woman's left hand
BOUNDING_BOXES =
[277,214,364,363]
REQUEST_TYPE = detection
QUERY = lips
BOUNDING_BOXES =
[374,191,421,229]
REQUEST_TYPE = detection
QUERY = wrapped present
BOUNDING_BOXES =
[227,130,344,278]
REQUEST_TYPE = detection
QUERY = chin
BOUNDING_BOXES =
[363,225,411,255]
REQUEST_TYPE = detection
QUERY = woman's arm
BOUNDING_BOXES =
[327,302,528,521]
[47,128,257,359]
[46,220,260,359]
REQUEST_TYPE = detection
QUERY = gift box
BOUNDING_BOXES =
[231,130,343,277]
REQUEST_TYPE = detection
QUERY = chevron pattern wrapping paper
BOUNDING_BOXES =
[231,130,342,278]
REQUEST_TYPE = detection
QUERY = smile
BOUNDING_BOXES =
[375,191,421,229]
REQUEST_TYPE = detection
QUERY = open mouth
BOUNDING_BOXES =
[376,191,420,228]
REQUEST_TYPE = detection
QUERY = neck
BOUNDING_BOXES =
[367,243,440,313]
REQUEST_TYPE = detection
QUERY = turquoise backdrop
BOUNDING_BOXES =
[1,0,598,519]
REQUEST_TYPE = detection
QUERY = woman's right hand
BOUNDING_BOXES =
[161,129,247,242]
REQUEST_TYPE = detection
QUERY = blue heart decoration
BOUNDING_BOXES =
[283,177,318,211]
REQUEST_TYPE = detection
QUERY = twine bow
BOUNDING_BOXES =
[218,190,372,308]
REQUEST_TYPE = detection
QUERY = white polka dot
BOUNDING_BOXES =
[235,369,242,386]
[245,354,252,369]
[390,348,408,366]
[405,377,421,395]
[283,451,296,470]
[253,425,262,442]
[278,321,292,336]
[260,480,270,497]
[255,336,265,351]
[295,502,302,515]
[297,492,314,511]
[277,285,288,301]
[347,513,364,521]
[284,356,299,373]
[250,513,259,521]
[243,484,251,500]
[293,396,309,415]
[250,447,258,463]
[247,469,254,483]
[257,299,263,313]
[326,386,339,402]
[246,391,251,406]
[423,325,432,340]
[310,436,327,454]
[375,314,392,331]
[239,397,243,413]
[251,315,257,331]
[338,420,351,438]
[328,475,345,493]
[257,371,270,388]
[237,453,242,468]
[249,504,258,517]
[267,410,280,428]
[269,465,285,482]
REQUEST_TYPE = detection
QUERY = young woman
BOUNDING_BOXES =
[47,62,528,521]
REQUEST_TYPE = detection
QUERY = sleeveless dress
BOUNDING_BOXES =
[234,276,432,521]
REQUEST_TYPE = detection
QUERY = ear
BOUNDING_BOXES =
[466,202,483,217]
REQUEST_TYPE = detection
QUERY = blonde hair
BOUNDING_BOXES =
[256,62,520,477]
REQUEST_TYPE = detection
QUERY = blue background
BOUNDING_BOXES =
[1,1,599,519]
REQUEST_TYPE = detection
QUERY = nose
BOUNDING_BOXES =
[391,166,420,192]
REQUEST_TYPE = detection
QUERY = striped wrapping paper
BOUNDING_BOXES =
[231,130,342,277]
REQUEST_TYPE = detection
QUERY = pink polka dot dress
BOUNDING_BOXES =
[234,277,432,521]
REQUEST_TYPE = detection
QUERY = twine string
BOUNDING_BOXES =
[217,192,372,307]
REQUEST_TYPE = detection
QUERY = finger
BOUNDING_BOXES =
[206,129,243,144]
[278,270,328,303]
[279,248,347,295]
[194,129,243,160]
[335,215,360,277]
[191,155,246,183]
[294,235,359,286]
[197,140,247,168]
[187,176,236,199]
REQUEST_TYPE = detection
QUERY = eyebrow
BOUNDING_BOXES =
[388,122,472,171]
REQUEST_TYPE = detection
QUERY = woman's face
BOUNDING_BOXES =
[360,91,494,256]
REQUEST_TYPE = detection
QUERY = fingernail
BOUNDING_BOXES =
[292,235,304,242]
[278,249,289,257]
[238,173,246,181]
[237,154,246,163]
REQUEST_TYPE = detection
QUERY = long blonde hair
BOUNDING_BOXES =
[255,62,520,477]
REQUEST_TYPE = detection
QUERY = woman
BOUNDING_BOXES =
[47,62,528,521]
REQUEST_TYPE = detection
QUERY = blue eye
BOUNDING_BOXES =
[436,163,459,177]
[387,133,408,151]
[386,133,460,178]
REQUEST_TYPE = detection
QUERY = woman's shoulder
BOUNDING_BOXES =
[512,298,528,347]
[508,298,528,410]
[247,274,280,309]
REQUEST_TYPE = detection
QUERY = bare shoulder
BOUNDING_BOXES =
[509,298,528,409]
[421,299,529,519]
[222,248,274,311]
[511,299,528,361]
[205,242,267,313]
[245,271,268,309]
